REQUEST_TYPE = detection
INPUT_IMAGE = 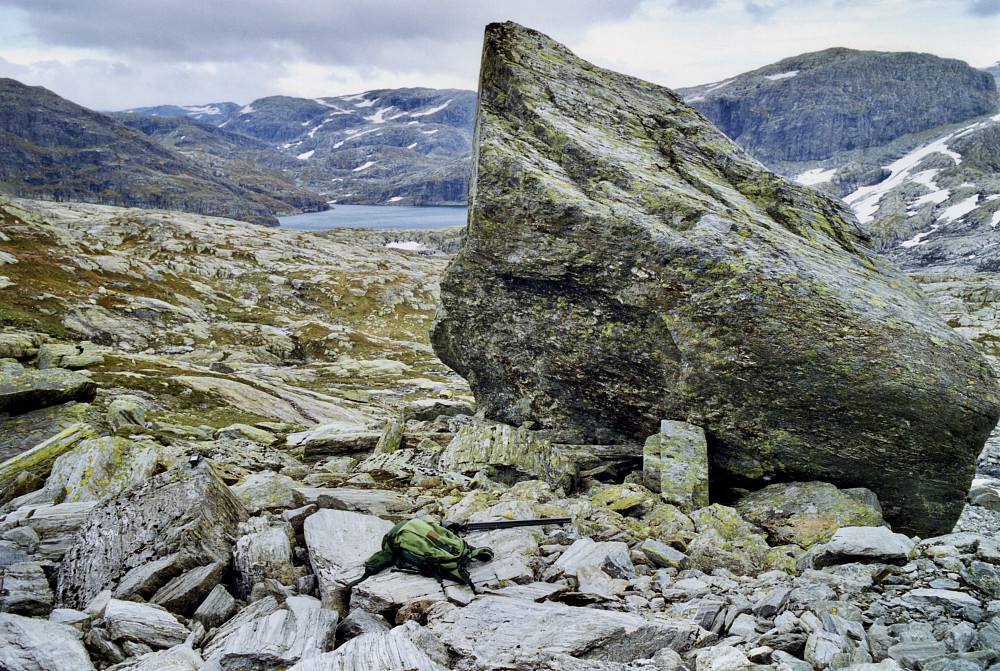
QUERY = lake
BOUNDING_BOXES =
[279,204,468,230]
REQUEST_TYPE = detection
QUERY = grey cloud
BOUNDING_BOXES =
[671,0,721,10]
[968,0,1000,15]
[0,0,643,66]
[744,1,778,20]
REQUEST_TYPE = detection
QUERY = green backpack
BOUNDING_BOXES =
[346,518,494,596]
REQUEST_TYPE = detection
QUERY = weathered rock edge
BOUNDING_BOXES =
[430,21,1000,535]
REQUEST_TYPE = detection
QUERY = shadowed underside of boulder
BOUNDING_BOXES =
[430,21,1000,536]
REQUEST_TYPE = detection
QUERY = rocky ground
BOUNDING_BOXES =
[3,195,1000,670]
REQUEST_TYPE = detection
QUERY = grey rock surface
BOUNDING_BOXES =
[425,595,702,667]
[103,598,189,650]
[0,561,54,616]
[429,21,1000,536]
[0,612,96,671]
[56,461,248,609]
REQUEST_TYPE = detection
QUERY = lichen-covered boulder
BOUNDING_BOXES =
[56,460,249,609]
[735,481,886,548]
[0,361,97,415]
[43,436,159,504]
[429,21,1000,536]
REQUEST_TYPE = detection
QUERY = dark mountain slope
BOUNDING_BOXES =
[677,48,997,164]
[0,79,322,225]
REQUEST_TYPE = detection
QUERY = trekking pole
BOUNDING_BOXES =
[442,517,572,533]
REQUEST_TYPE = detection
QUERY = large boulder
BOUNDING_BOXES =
[429,21,1000,535]
[56,460,249,609]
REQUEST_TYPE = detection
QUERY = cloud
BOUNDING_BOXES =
[968,0,1000,15]
[744,1,778,20]
[671,0,721,9]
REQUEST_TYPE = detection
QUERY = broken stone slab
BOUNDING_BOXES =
[295,487,412,517]
[289,621,446,671]
[1,501,97,561]
[0,361,98,415]
[303,509,394,613]
[336,608,391,644]
[486,581,569,602]
[639,538,690,570]
[439,420,578,491]
[106,397,146,431]
[202,595,337,671]
[35,342,105,370]
[56,460,248,609]
[812,526,916,567]
[193,584,238,630]
[0,560,54,616]
[468,552,534,589]
[103,598,189,650]
[149,562,225,616]
[287,421,382,461]
[550,537,635,580]
[214,423,276,445]
[0,421,95,505]
[231,471,300,514]
[233,515,297,600]
[429,21,1000,537]
[43,436,160,504]
[0,612,96,671]
[426,595,703,666]
[104,644,204,671]
[373,417,405,454]
[351,570,447,619]
[0,331,47,360]
[902,588,984,622]
[736,481,886,548]
[111,552,200,602]
[357,447,445,480]
[200,595,281,655]
[960,560,1000,600]
[642,420,709,511]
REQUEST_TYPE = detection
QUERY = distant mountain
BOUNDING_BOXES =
[111,113,327,216]
[985,62,1000,87]
[216,88,476,205]
[116,88,477,207]
[118,102,241,125]
[0,79,326,225]
[677,48,997,163]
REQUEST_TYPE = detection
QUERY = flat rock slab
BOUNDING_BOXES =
[814,526,915,567]
[426,595,702,667]
[0,612,96,671]
[1,501,96,561]
[104,598,189,649]
[56,461,248,609]
[289,622,446,671]
[429,21,1000,536]
[205,595,338,670]
[551,537,634,579]
[304,509,394,612]
[0,561,54,616]
[0,362,97,415]
[351,571,447,618]
[0,421,95,505]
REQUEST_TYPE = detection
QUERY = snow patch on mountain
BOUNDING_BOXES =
[410,99,452,117]
[353,161,376,172]
[795,167,836,185]
[765,71,799,81]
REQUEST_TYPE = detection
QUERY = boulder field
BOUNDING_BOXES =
[431,22,1000,536]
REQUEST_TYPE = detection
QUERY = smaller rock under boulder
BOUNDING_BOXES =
[0,561,54,616]
[439,420,578,491]
[736,481,886,548]
[642,420,709,511]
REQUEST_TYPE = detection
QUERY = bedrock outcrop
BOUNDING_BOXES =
[430,22,1000,535]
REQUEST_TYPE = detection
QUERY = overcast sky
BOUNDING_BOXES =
[0,0,996,111]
